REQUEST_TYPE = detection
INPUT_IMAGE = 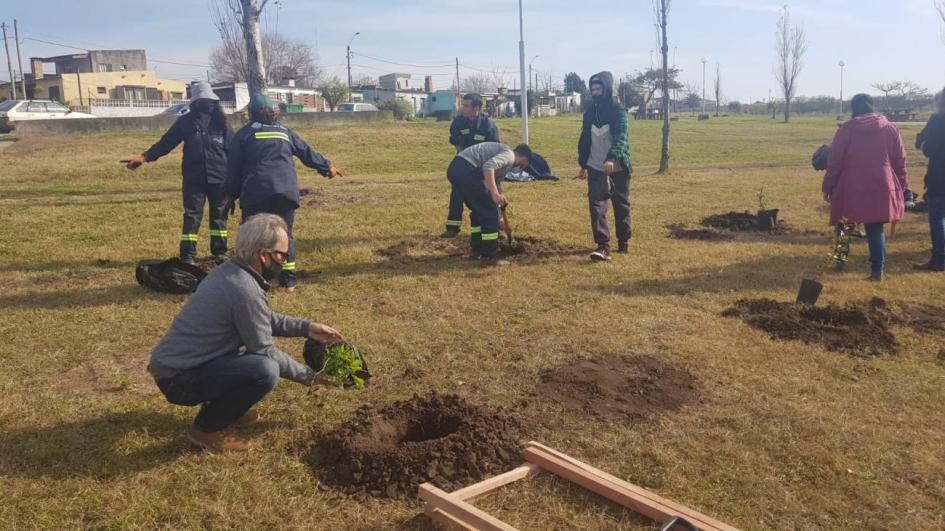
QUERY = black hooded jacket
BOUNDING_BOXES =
[144,109,232,185]
[918,113,945,197]
[578,71,631,173]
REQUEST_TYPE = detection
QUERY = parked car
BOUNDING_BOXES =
[160,103,191,117]
[336,102,379,112]
[0,100,95,132]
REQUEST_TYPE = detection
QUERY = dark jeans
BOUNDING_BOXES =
[865,222,886,274]
[181,180,229,261]
[588,168,631,246]
[928,196,945,267]
[447,157,500,258]
[242,196,297,287]
[155,353,279,432]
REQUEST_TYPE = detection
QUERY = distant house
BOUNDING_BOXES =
[0,50,187,109]
[211,81,328,112]
[352,84,428,116]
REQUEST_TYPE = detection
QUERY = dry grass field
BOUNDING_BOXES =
[1,114,943,530]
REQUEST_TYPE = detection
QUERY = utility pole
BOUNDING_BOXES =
[701,57,707,115]
[838,60,845,115]
[1,23,16,100]
[346,32,360,91]
[455,57,460,92]
[517,0,529,143]
[14,20,25,98]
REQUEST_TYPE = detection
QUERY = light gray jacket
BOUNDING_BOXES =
[148,260,314,385]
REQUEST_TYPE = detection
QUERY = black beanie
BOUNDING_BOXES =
[851,94,874,117]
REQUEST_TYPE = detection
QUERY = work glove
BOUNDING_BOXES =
[126,154,146,170]
[328,167,343,179]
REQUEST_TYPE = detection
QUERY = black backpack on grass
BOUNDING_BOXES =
[135,258,207,294]
[812,144,830,171]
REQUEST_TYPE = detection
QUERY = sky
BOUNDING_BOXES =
[3,0,944,103]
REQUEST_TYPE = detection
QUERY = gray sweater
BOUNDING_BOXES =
[148,260,315,385]
[458,142,515,181]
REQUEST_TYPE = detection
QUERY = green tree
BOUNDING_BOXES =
[375,98,413,120]
[319,77,351,112]
[564,72,587,95]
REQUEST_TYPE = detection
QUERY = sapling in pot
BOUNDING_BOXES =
[756,188,779,230]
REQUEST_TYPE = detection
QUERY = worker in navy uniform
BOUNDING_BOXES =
[225,93,342,290]
[444,93,500,237]
[126,81,232,264]
[446,142,530,266]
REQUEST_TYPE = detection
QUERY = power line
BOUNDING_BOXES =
[350,63,454,77]
[351,51,453,69]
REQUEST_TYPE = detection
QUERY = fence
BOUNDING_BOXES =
[84,99,238,118]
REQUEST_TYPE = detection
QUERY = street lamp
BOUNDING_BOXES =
[701,57,707,115]
[518,0,529,143]
[838,60,846,115]
[346,32,360,92]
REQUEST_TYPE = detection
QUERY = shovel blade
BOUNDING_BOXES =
[796,278,823,305]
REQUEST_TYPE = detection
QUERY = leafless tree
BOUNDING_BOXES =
[460,74,492,94]
[714,62,723,117]
[209,0,274,95]
[871,81,901,109]
[490,66,509,92]
[774,5,807,123]
[684,81,700,117]
[936,0,945,44]
[653,0,671,173]
[210,33,323,87]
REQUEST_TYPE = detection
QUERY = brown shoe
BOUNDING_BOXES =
[234,409,260,426]
[187,425,252,453]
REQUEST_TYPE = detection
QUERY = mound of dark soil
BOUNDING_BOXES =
[309,393,522,498]
[722,298,899,355]
[535,354,699,422]
[666,224,734,241]
[700,211,759,231]
[499,236,586,257]
[885,301,945,335]
[193,256,226,273]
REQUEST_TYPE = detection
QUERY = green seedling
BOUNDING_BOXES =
[322,343,366,388]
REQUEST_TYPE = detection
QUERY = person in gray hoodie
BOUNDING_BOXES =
[148,213,343,452]
[577,71,632,261]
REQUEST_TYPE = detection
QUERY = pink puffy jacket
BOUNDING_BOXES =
[822,114,908,225]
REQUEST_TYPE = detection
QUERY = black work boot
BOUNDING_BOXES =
[913,261,945,272]
[440,227,461,238]
[617,240,629,254]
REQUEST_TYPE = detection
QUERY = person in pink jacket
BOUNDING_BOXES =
[822,94,908,281]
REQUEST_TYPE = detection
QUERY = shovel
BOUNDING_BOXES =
[500,204,514,245]
[796,223,855,305]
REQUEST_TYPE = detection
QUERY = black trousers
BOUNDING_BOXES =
[241,196,298,287]
[181,180,229,261]
[445,183,465,231]
[447,157,500,258]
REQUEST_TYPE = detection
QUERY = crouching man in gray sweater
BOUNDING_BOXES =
[148,213,343,452]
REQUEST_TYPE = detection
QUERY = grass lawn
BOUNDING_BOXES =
[1,114,943,530]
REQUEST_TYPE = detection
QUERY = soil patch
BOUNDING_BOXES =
[535,354,699,422]
[374,236,585,261]
[308,393,522,498]
[665,224,734,241]
[722,298,899,355]
[700,211,795,234]
[193,256,225,273]
[886,301,945,335]
[302,191,357,208]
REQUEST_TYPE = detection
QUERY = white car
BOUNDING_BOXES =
[336,102,379,112]
[0,100,96,132]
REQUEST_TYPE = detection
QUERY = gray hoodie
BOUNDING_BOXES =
[148,259,314,385]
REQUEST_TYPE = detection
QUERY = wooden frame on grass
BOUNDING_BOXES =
[418,441,739,531]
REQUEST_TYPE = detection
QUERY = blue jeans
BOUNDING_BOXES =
[864,223,886,274]
[155,354,279,432]
[928,196,945,267]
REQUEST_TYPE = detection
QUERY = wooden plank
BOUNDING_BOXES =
[418,483,519,531]
[525,442,737,530]
[523,442,738,531]
[450,463,542,501]
[428,508,476,530]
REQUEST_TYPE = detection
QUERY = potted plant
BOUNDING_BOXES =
[756,188,779,230]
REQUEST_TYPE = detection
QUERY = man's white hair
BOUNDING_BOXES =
[233,213,288,263]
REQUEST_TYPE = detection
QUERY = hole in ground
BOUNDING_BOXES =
[401,414,462,443]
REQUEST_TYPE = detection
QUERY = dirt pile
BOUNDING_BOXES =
[700,211,794,233]
[891,301,945,335]
[666,224,734,241]
[535,354,699,422]
[722,298,899,355]
[309,393,522,498]
[374,236,585,261]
